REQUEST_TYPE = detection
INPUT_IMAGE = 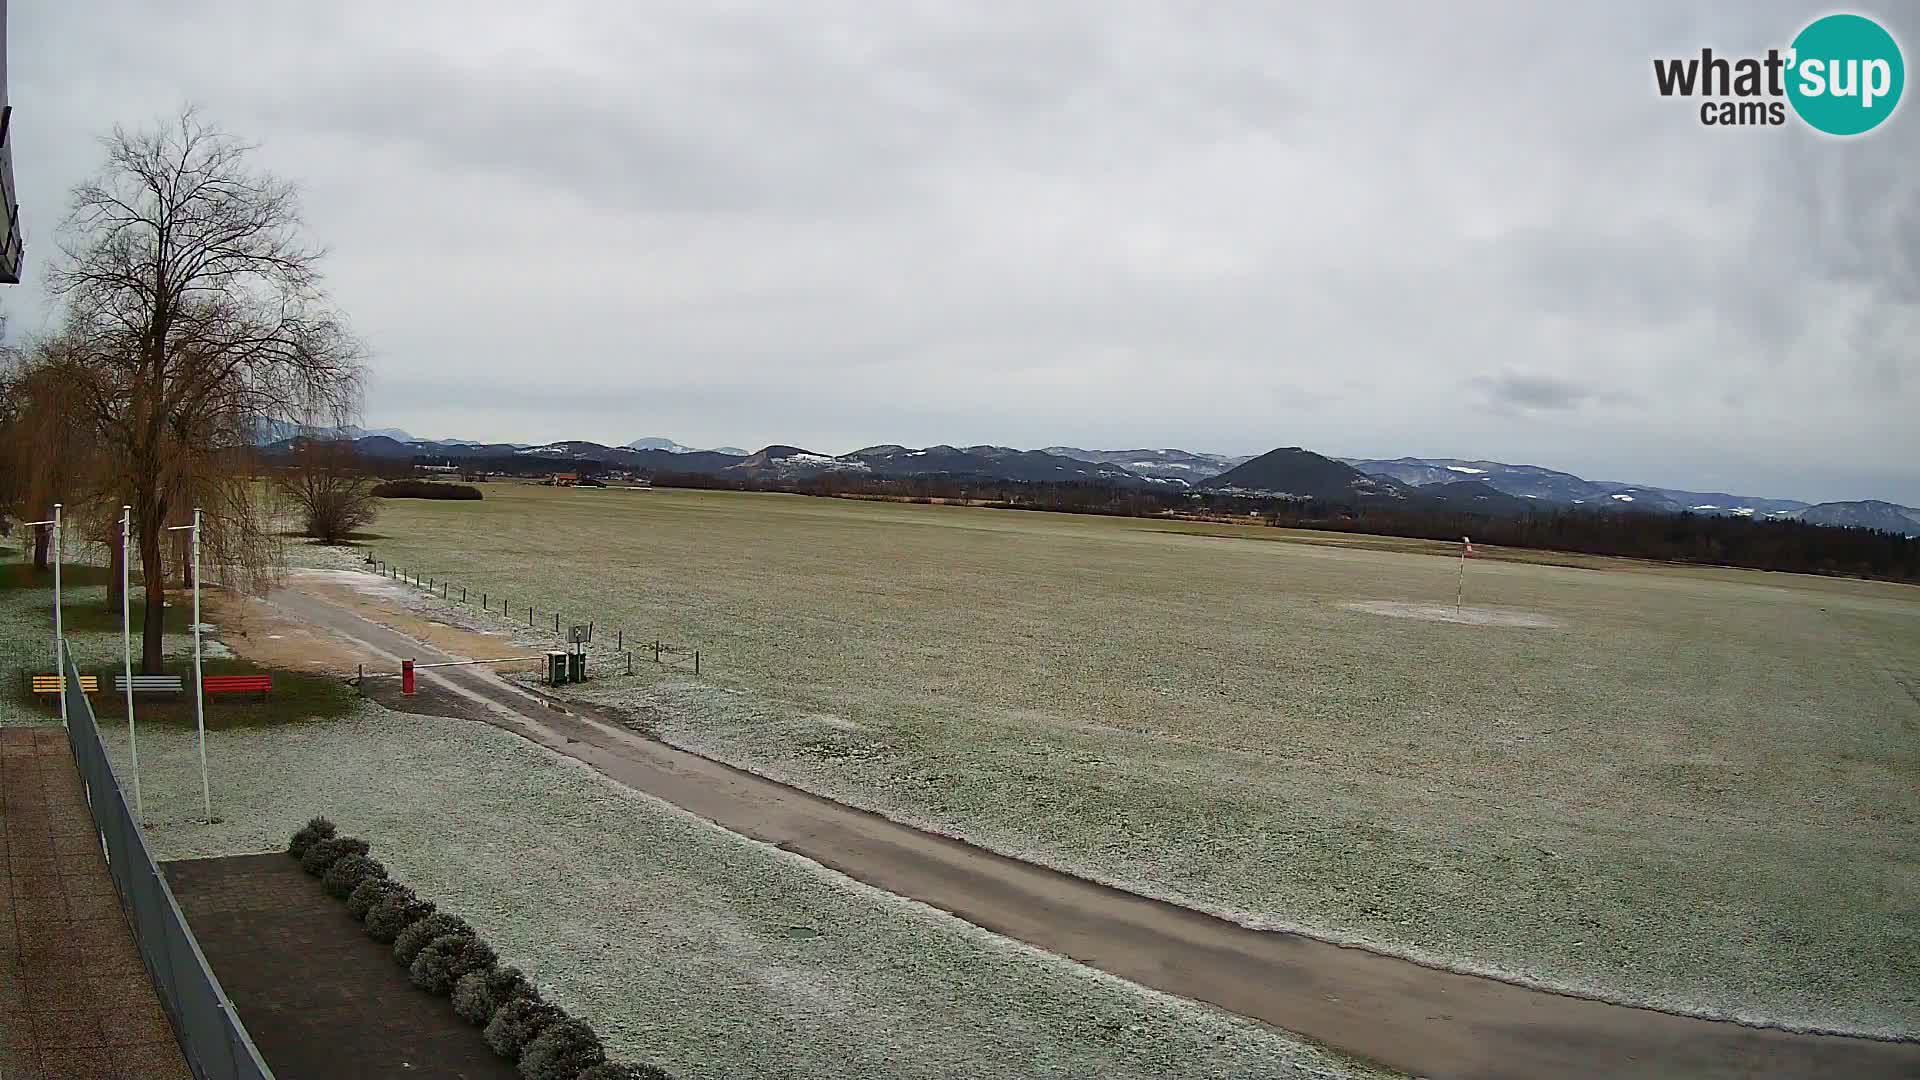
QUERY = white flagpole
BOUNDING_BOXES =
[53,503,65,729]
[168,510,211,822]
[1456,535,1469,617]
[191,506,209,822]
[122,506,142,823]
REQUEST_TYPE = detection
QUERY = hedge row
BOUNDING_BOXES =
[290,817,670,1080]
[370,479,484,500]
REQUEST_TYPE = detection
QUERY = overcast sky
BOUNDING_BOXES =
[8,2,1917,503]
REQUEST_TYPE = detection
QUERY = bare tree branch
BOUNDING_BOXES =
[32,107,365,671]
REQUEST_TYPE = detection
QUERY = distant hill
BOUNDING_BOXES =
[1201,448,1404,501]
[1410,479,1539,514]
[348,435,416,459]
[1793,500,1920,536]
[724,444,1166,486]
[255,420,417,445]
[1342,456,1811,517]
[626,436,749,455]
[729,445,844,473]
[626,436,699,453]
[864,445,1163,485]
[1345,456,1617,504]
[1042,447,1249,483]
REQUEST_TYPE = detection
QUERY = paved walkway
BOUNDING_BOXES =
[271,580,1920,1080]
[0,726,191,1080]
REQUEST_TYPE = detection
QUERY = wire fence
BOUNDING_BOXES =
[61,642,276,1080]
[361,554,703,678]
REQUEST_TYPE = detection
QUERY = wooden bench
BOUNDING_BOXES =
[30,675,99,696]
[203,674,272,700]
[114,674,185,694]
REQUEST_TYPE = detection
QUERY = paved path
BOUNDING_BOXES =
[0,727,192,1080]
[266,584,1920,1080]
[164,854,517,1080]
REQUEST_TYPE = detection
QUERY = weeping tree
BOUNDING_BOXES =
[46,109,362,672]
[4,339,122,589]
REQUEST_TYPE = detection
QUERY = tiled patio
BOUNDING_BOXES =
[0,726,190,1080]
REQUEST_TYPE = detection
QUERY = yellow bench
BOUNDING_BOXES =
[29,675,99,696]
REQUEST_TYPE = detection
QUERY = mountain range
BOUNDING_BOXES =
[257,426,1920,536]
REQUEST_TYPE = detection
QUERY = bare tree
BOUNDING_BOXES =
[47,109,362,671]
[275,439,378,543]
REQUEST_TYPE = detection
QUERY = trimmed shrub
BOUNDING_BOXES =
[577,1063,673,1080]
[393,912,472,967]
[371,479,483,500]
[517,1017,605,1080]
[483,996,565,1062]
[299,835,369,876]
[366,892,435,944]
[322,853,387,899]
[451,970,495,1025]
[409,932,498,995]
[453,965,533,1026]
[345,877,407,922]
[288,816,336,858]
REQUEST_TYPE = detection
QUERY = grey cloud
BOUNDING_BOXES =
[1470,373,1635,413]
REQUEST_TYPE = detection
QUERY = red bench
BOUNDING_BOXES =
[203,674,272,699]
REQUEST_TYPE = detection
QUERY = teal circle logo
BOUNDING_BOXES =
[1787,14,1904,135]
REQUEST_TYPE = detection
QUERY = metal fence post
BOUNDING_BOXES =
[695,650,701,676]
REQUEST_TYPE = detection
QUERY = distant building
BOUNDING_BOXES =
[0,0,21,284]
[544,473,578,487]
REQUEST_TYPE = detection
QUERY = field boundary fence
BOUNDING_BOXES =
[361,553,704,677]
[60,641,276,1080]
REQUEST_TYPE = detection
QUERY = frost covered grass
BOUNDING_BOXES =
[103,707,1392,1080]
[364,486,1920,1036]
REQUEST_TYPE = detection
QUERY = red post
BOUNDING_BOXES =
[402,659,415,696]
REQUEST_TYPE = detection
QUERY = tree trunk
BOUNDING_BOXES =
[32,523,49,570]
[139,512,168,674]
[177,530,194,588]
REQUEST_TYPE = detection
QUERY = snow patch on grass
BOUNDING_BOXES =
[1341,601,1560,628]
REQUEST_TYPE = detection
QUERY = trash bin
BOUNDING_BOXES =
[547,650,568,685]
[567,649,587,683]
